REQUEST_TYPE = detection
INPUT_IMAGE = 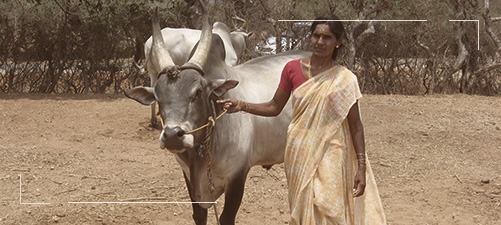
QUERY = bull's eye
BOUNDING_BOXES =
[196,89,202,98]
[191,88,202,102]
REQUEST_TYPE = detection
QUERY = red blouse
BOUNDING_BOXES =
[278,59,308,92]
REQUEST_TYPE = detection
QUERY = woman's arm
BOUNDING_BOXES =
[347,101,367,197]
[217,87,291,117]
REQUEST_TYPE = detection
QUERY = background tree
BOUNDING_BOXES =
[0,0,499,95]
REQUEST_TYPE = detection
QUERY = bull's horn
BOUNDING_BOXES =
[183,0,212,74]
[151,7,174,72]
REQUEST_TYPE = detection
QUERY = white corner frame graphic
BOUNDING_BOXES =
[449,20,480,50]
[19,174,50,205]
[277,19,428,22]
[278,19,480,51]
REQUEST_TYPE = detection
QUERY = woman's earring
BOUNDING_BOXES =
[336,45,340,49]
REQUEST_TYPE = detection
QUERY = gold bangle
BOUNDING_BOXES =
[357,152,366,165]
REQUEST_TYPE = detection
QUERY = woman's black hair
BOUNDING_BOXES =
[310,13,345,60]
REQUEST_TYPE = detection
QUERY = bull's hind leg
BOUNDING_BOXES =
[148,69,160,129]
[219,169,249,225]
[150,103,159,128]
[183,172,208,225]
[150,103,156,125]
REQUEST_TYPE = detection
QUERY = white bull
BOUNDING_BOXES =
[141,22,249,127]
[126,2,309,225]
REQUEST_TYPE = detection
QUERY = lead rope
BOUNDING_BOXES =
[158,97,224,225]
[205,95,221,225]
[203,116,220,225]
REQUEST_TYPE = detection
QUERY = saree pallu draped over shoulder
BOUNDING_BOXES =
[285,65,386,225]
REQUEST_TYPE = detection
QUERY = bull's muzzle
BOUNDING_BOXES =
[160,126,194,152]
[164,126,185,139]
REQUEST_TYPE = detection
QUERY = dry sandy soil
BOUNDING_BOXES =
[0,93,500,225]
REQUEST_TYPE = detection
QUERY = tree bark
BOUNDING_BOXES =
[470,0,501,79]
[448,0,472,93]
[417,36,436,94]
[482,0,501,61]
[343,0,389,69]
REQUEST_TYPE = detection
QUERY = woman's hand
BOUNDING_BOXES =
[217,99,245,113]
[353,165,366,197]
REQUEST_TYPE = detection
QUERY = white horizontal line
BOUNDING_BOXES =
[449,19,479,21]
[19,174,50,205]
[278,20,428,22]
[448,20,480,50]
[21,203,50,205]
[68,201,216,204]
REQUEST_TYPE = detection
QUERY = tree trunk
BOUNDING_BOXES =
[447,0,472,93]
[482,0,501,62]
[343,0,388,70]
[276,25,282,53]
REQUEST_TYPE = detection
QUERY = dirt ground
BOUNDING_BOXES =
[0,93,499,225]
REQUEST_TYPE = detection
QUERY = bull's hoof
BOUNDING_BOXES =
[149,120,162,130]
[262,165,273,170]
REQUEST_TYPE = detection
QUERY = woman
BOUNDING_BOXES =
[218,14,386,225]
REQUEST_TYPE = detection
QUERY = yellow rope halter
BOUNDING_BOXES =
[158,108,227,134]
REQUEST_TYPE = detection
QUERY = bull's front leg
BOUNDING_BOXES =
[219,169,249,225]
[183,172,208,225]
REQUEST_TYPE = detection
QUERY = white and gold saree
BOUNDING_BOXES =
[285,65,386,225]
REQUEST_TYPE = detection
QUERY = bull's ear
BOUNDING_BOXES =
[209,79,239,97]
[125,86,156,105]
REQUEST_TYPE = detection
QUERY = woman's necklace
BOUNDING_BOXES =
[308,57,334,79]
